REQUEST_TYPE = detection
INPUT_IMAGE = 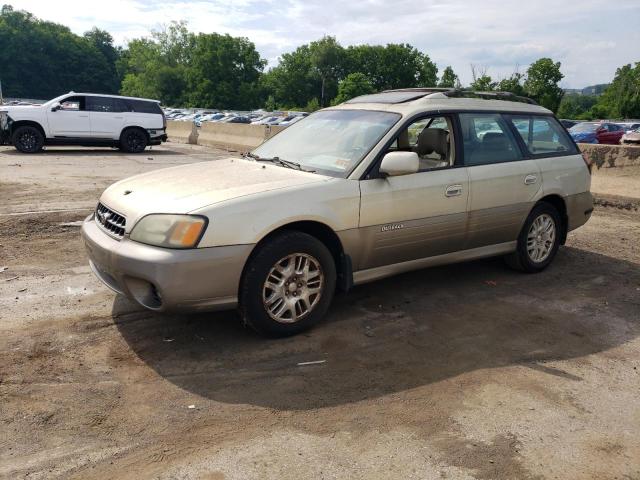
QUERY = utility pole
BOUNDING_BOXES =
[0,79,3,105]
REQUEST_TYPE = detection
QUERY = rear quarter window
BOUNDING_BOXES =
[126,100,162,114]
[507,115,578,156]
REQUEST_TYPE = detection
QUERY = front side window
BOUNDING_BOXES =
[386,115,454,171]
[508,115,576,155]
[59,96,84,111]
[459,113,522,166]
[251,110,400,177]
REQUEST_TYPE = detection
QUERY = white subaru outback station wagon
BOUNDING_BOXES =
[81,89,593,336]
[0,92,167,153]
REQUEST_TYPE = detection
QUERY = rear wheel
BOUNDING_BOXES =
[240,231,336,337]
[12,126,44,153]
[120,128,148,153]
[505,202,561,273]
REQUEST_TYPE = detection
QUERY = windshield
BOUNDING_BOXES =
[251,109,400,177]
[569,123,598,133]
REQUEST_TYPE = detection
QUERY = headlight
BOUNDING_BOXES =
[130,214,207,249]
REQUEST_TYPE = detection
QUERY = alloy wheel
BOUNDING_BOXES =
[526,213,556,263]
[262,253,324,323]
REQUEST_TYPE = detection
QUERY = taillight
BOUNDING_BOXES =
[162,111,167,129]
[582,152,593,174]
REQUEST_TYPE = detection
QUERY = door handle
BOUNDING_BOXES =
[445,184,463,197]
[79,115,89,118]
[114,116,124,119]
[524,174,538,185]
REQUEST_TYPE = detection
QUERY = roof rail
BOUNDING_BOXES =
[442,89,538,105]
[382,87,456,94]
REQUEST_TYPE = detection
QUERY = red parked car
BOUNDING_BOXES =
[569,122,626,144]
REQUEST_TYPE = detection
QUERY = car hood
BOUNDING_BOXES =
[99,157,330,228]
[0,105,42,114]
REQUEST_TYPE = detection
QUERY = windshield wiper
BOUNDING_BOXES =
[243,152,315,172]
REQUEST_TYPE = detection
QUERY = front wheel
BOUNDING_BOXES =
[120,128,148,153]
[12,126,44,153]
[505,202,561,273]
[239,231,336,337]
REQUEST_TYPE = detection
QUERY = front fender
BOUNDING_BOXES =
[192,178,361,248]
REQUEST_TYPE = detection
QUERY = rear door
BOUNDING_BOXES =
[460,112,541,249]
[47,96,91,137]
[87,96,128,139]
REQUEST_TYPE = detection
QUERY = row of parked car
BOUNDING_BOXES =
[562,119,640,145]
[164,109,309,128]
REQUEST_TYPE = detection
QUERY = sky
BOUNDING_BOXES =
[7,0,640,88]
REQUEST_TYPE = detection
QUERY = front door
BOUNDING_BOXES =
[47,96,91,137]
[357,115,469,270]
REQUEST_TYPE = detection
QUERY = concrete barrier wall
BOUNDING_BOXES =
[198,123,287,151]
[166,121,198,144]
[578,143,640,169]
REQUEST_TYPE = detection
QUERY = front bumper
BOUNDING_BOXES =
[0,111,10,145]
[81,216,254,312]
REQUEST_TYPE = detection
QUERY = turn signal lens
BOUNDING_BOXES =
[130,214,207,249]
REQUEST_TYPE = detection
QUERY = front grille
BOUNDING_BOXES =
[95,202,126,239]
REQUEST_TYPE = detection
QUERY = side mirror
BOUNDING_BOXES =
[51,103,61,112]
[379,151,419,177]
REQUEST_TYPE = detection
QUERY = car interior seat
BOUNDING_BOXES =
[415,128,450,169]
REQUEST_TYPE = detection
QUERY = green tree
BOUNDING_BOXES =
[497,72,526,96]
[419,55,438,87]
[120,22,194,105]
[186,33,265,109]
[0,5,120,99]
[332,72,375,104]
[471,75,496,91]
[438,66,459,88]
[260,45,319,109]
[557,94,598,120]
[523,58,564,112]
[309,36,345,107]
[591,63,640,118]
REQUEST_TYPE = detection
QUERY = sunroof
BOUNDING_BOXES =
[345,91,428,104]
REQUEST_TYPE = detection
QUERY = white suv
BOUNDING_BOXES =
[82,88,593,337]
[0,92,167,153]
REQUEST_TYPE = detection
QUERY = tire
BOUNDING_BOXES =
[120,128,148,153]
[505,202,562,273]
[239,231,337,337]
[12,126,44,153]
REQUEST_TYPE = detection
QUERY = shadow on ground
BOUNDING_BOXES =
[112,246,640,410]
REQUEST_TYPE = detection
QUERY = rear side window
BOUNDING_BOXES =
[508,115,577,155]
[86,96,128,113]
[459,113,522,166]
[126,100,162,114]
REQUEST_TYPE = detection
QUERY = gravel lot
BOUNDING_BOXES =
[1,144,639,480]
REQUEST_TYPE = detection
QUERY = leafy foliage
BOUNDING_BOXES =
[0,5,120,98]
[591,63,640,118]
[523,58,564,112]
[332,73,375,104]
[438,66,459,88]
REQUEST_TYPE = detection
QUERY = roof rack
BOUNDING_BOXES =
[441,89,538,105]
[380,87,538,105]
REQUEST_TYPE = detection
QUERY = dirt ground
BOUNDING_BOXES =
[1,144,639,480]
